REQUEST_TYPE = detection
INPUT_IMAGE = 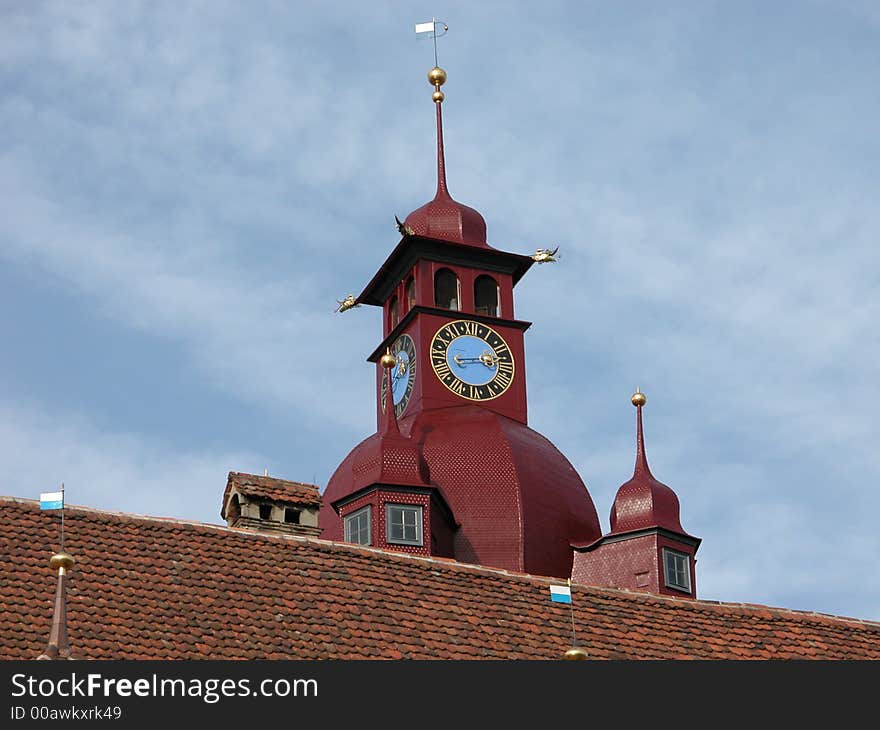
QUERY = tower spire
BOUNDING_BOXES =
[36,551,75,660]
[631,387,652,477]
[428,66,450,199]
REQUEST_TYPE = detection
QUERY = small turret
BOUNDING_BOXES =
[571,390,701,598]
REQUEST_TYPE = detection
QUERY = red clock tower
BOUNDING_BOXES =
[320,66,601,578]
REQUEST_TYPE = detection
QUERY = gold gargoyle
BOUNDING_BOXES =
[334,294,360,313]
[531,246,560,263]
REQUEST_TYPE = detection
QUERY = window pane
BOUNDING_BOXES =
[386,505,422,545]
[345,508,371,545]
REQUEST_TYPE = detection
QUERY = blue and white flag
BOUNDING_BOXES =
[549,584,572,604]
[40,491,64,510]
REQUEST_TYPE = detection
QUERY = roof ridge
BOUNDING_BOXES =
[2,495,877,629]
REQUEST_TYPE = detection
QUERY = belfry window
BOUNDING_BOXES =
[474,275,499,316]
[389,295,399,329]
[344,506,372,546]
[434,269,460,311]
[386,504,423,546]
[662,548,691,592]
[405,276,416,310]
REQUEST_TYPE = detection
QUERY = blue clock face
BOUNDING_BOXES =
[430,320,515,401]
[447,335,498,386]
[381,334,417,417]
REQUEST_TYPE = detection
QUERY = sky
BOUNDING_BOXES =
[1,1,878,622]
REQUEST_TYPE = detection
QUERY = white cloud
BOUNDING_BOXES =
[0,397,259,523]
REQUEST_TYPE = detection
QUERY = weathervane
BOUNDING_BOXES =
[415,18,448,68]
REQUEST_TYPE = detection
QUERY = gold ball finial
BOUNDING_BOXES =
[631,388,646,408]
[428,66,447,87]
[380,351,397,369]
[49,552,75,571]
[432,90,445,103]
[563,647,589,660]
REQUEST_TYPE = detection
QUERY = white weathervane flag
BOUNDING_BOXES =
[415,19,448,37]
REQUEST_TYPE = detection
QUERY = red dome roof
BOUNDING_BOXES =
[321,406,601,578]
[402,92,490,248]
[608,400,690,536]
[404,196,487,247]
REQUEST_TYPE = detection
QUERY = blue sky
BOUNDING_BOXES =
[1,1,878,621]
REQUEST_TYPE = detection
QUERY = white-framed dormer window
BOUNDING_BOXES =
[385,504,423,546]
[344,506,372,546]
[662,548,691,592]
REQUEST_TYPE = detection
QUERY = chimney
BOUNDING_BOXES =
[221,472,322,538]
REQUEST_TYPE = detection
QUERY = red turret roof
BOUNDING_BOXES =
[608,396,695,538]
[347,365,430,491]
[323,405,602,578]
[402,86,489,248]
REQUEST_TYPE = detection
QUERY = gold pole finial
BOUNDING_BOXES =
[49,552,75,573]
[428,66,446,103]
[631,387,646,407]
[563,647,589,660]
[380,348,397,369]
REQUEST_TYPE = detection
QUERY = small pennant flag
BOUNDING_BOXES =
[40,491,64,511]
[549,584,572,604]
[415,20,447,36]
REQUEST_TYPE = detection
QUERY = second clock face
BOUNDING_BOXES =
[381,333,417,417]
[430,320,515,401]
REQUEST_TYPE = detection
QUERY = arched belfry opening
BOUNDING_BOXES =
[474,274,498,316]
[434,268,460,310]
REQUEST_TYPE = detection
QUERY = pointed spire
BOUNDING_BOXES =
[631,387,653,477]
[428,66,450,199]
[380,350,402,437]
[402,66,488,247]
[608,389,689,536]
[36,552,75,660]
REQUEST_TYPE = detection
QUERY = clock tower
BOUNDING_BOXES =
[320,66,602,578]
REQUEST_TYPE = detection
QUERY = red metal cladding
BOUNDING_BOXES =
[608,403,690,537]
[323,405,602,578]
[571,533,698,599]
[403,86,489,248]
[376,312,529,431]
[404,197,488,248]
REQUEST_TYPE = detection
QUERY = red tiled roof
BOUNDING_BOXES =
[2,496,878,660]
[221,472,322,517]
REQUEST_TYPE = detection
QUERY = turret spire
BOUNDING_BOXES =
[380,350,402,437]
[402,64,489,247]
[631,387,652,477]
[428,66,450,199]
[36,551,75,660]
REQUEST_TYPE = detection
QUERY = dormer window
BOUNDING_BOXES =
[284,508,300,524]
[474,275,498,316]
[259,503,273,520]
[662,548,691,592]
[434,269,460,311]
[344,506,372,546]
[386,504,423,546]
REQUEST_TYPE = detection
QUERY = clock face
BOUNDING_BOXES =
[381,333,417,417]
[430,320,515,401]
